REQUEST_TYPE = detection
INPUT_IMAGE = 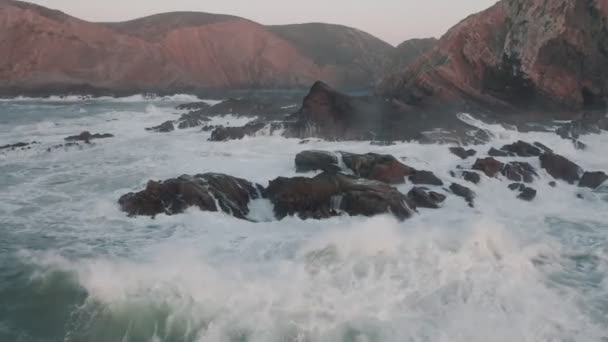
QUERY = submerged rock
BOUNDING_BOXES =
[539,153,582,184]
[146,120,175,133]
[176,111,211,129]
[265,172,415,221]
[488,148,510,157]
[119,173,261,219]
[449,147,477,159]
[0,141,40,151]
[176,102,211,111]
[499,141,542,157]
[65,131,114,143]
[295,150,340,173]
[341,152,416,184]
[473,157,504,178]
[407,187,446,209]
[578,171,608,189]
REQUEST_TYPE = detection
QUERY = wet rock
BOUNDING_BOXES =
[370,141,396,146]
[341,152,416,184]
[118,173,261,219]
[578,171,608,189]
[409,170,443,186]
[201,125,218,132]
[146,120,175,133]
[449,183,475,207]
[509,183,525,191]
[539,153,582,184]
[473,157,504,178]
[462,171,481,185]
[176,111,211,129]
[295,150,340,173]
[176,102,211,111]
[209,122,266,141]
[499,141,541,157]
[449,146,477,159]
[549,181,557,187]
[501,162,537,183]
[517,187,537,201]
[572,139,587,150]
[407,187,446,209]
[65,131,114,143]
[533,142,553,154]
[488,148,510,157]
[265,172,415,221]
[201,97,293,118]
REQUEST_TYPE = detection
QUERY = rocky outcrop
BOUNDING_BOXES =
[409,171,444,186]
[209,122,267,141]
[449,147,477,159]
[539,153,583,184]
[406,187,446,209]
[0,1,396,95]
[118,173,261,219]
[65,131,114,142]
[295,150,340,173]
[499,141,542,157]
[340,152,416,184]
[501,162,538,183]
[265,172,415,221]
[450,183,475,207]
[391,38,438,71]
[0,141,39,151]
[379,0,608,117]
[146,121,175,133]
[578,171,608,189]
[284,81,487,142]
[509,184,537,201]
[473,157,505,178]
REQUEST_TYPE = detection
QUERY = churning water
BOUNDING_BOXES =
[0,97,607,342]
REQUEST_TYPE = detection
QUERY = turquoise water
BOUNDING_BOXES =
[0,97,607,342]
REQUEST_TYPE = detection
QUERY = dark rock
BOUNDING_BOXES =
[509,183,525,191]
[488,148,510,157]
[533,142,553,154]
[501,162,537,183]
[450,183,475,207]
[209,122,266,141]
[201,125,218,132]
[370,140,396,146]
[500,141,541,157]
[299,139,310,145]
[578,171,608,189]
[539,153,582,184]
[146,121,175,133]
[549,181,557,187]
[265,172,415,221]
[176,111,211,129]
[201,97,293,118]
[341,152,416,184]
[407,187,446,209]
[409,170,443,186]
[473,157,504,178]
[517,187,537,201]
[0,141,39,151]
[65,131,114,142]
[118,173,260,219]
[176,102,211,111]
[295,150,340,173]
[572,139,587,150]
[462,171,481,184]
[450,146,477,159]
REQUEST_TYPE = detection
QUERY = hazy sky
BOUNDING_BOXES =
[28,0,497,45]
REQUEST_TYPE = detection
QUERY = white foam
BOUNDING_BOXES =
[1,102,607,341]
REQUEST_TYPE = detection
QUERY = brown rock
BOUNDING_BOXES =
[473,157,504,178]
[341,152,416,184]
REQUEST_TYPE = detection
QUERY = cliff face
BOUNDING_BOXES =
[390,38,437,71]
[0,1,404,95]
[379,0,608,116]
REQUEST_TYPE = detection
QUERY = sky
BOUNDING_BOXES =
[27,0,497,45]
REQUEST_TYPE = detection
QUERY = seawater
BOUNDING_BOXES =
[0,97,607,342]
